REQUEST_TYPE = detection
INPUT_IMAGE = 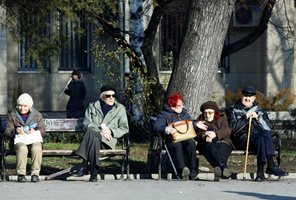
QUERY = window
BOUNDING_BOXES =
[18,14,92,72]
[18,15,51,71]
[160,11,187,72]
[59,15,92,71]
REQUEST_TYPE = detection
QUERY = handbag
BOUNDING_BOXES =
[167,115,197,143]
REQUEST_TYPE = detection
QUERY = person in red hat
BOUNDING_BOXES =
[226,86,289,181]
[195,101,233,181]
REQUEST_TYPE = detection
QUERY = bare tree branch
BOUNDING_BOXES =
[221,0,276,58]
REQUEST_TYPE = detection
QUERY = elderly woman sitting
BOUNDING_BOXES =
[195,101,233,181]
[5,93,46,182]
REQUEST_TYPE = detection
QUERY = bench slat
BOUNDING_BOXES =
[1,118,84,132]
[42,149,126,156]
[157,149,277,155]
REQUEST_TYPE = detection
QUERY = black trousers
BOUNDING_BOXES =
[75,128,103,167]
[197,141,232,168]
[236,130,275,164]
[166,139,197,172]
[250,130,275,164]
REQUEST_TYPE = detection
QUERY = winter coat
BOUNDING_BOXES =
[195,113,233,148]
[64,79,86,118]
[5,107,46,139]
[226,101,272,148]
[82,100,129,149]
[153,104,191,141]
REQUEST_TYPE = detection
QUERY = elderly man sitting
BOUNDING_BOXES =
[226,86,289,182]
[74,85,129,182]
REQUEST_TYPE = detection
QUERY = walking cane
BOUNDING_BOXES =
[57,78,72,101]
[243,117,253,180]
[163,143,180,180]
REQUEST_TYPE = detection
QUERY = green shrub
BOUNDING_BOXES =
[44,132,84,143]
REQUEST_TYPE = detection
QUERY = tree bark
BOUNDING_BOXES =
[167,0,236,117]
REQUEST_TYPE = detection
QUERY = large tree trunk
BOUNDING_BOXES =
[167,0,235,117]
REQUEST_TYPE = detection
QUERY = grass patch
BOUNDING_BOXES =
[4,142,296,175]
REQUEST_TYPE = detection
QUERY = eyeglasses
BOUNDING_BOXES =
[204,111,215,115]
[176,104,184,108]
[105,94,116,98]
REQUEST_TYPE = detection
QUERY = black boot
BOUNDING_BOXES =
[73,159,88,177]
[266,155,289,177]
[255,163,265,182]
[89,166,98,182]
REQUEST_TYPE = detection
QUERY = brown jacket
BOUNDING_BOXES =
[5,107,46,138]
[195,114,233,147]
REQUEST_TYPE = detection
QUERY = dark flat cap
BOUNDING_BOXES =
[100,85,116,94]
[241,86,256,96]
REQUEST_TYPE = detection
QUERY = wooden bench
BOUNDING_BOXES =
[147,132,281,180]
[0,118,130,181]
[147,117,282,180]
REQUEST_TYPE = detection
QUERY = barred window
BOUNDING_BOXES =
[59,15,92,71]
[18,15,51,71]
[160,11,187,72]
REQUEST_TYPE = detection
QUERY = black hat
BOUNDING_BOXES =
[100,85,116,94]
[241,86,256,96]
[200,101,218,112]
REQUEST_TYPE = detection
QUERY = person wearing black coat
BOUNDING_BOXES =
[226,86,289,181]
[153,93,199,180]
[64,70,87,118]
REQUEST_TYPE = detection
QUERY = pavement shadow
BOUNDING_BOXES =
[225,191,295,200]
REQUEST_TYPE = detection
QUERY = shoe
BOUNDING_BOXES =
[89,166,98,182]
[221,168,231,179]
[89,174,97,182]
[214,167,222,182]
[266,166,289,177]
[31,175,39,182]
[189,169,199,180]
[182,167,190,181]
[17,175,27,183]
[72,166,86,177]
[255,172,265,182]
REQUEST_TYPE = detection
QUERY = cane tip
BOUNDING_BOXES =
[243,177,246,181]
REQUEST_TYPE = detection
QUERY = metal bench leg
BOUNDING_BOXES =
[0,154,6,181]
[120,155,125,180]
[125,151,130,180]
[1,140,7,181]
[158,152,162,180]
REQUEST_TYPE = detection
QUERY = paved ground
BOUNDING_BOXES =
[1,173,295,200]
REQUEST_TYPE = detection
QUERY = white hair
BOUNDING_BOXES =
[17,93,34,108]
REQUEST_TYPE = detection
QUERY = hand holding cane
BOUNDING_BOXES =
[243,117,253,180]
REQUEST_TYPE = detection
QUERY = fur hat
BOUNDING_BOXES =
[17,93,34,108]
[200,101,218,112]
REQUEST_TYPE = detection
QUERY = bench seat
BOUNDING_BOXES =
[0,117,130,181]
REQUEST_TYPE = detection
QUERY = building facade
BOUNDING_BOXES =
[0,1,295,115]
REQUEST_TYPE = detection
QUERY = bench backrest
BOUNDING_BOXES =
[1,118,84,133]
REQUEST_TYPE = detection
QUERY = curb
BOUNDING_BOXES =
[5,173,296,182]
